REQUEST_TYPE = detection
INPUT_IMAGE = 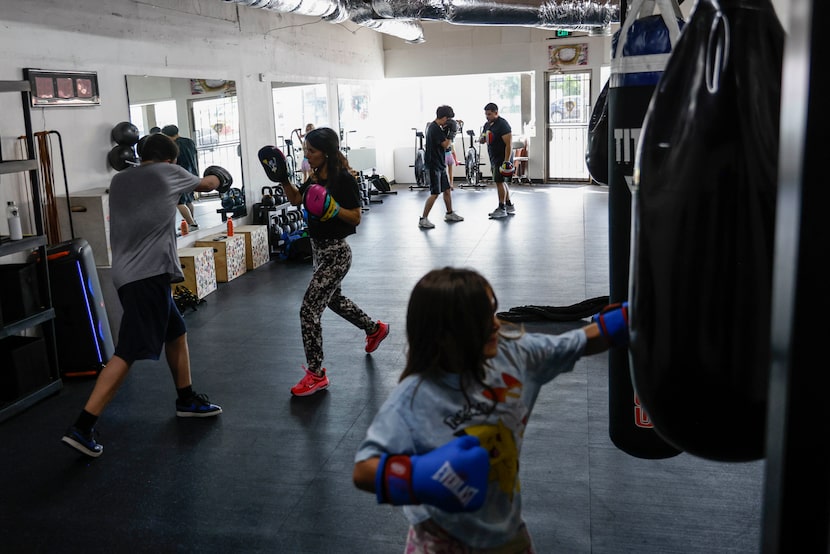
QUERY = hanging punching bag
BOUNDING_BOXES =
[586,80,609,185]
[629,0,783,462]
[607,0,684,459]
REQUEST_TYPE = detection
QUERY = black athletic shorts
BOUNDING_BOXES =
[178,191,195,205]
[427,166,450,195]
[491,160,506,184]
[114,273,186,364]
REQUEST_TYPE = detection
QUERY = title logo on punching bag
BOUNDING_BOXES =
[613,127,641,166]
[614,127,641,192]
[634,394,654,428]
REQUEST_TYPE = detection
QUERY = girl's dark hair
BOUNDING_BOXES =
[401,267,499,407]
[303,127,352,181]
[140,133,179,163]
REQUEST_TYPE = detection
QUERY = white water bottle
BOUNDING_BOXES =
[6,201,23,240]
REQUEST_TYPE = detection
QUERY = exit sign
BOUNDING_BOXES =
[556,30,571,37]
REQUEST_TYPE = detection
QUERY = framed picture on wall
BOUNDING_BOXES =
[190,79,236,96]
[23,68,100,107]
[548,44,588,69]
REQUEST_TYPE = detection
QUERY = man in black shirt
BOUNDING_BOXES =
[419,105,464,229]
[480,103,516,219]
[162,124,200,229]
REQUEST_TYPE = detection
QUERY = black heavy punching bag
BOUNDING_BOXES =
[629,0,783,461]
[607,0,684,459]
[585,80,609,185]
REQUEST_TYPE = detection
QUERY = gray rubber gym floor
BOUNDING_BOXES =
[0,182,764,553]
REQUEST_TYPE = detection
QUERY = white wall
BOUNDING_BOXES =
[382,23,616,183]
[378,0,791,183]
[0,0,383,238]
[1,0,792,239]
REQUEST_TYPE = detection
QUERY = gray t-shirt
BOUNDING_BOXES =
[109,162,200,289]
[355,328,587,548]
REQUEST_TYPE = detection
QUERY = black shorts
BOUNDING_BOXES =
[427,167,450,195]
[114,274,186,364]
[178,191,195,205]
[491,161,506,183]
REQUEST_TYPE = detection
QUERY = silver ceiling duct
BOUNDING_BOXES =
[225,1,620,44]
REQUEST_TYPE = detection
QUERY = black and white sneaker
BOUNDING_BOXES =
[488,206,508,219]
[62,426,103,458]
[176,393,223,418]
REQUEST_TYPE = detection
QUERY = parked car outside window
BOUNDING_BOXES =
[550,95,584,123]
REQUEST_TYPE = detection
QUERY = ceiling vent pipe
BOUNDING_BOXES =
[224,0,620,44]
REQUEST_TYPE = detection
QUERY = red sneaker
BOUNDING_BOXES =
[291,366,329,396]
[365,321,390,353]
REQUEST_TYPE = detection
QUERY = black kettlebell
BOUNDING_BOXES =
[233,188,245,208]
[261,186,275,207]
[221,188,236,210]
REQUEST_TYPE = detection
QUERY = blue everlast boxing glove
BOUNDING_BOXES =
[375,435,489,513]
[593,302,629,347]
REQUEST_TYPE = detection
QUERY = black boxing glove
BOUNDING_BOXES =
[445,118,458,142]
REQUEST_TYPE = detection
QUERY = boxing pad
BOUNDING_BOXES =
[203,165,233,194]
[607,0,684,460]
[259,145,290,183]
[629,0,784,462]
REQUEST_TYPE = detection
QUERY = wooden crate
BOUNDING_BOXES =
[56,187,112,266]
[195,234,246,283]
[234,225,270,270]
[175,247,217,299]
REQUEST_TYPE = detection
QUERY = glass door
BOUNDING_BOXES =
[546,71,592,181]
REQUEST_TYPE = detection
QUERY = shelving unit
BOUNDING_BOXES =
[261,201,295,259]
[0,79,62,423]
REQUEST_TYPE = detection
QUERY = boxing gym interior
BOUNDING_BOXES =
[0,1,825,552]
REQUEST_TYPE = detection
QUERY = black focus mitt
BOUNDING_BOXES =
[203,165,233,194]
[258,145,290,183]
[445,118,458,141]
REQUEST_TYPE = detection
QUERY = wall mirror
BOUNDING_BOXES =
[336,82,378,173]
[125,75,242,230]
[271,82,329,184]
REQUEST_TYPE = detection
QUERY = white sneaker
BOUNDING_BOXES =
[444,212,464,222]
[505,203,516,215]
[488,206,508,219]
[419,217,435,229]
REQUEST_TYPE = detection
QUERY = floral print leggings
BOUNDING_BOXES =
[300,237,375,374]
